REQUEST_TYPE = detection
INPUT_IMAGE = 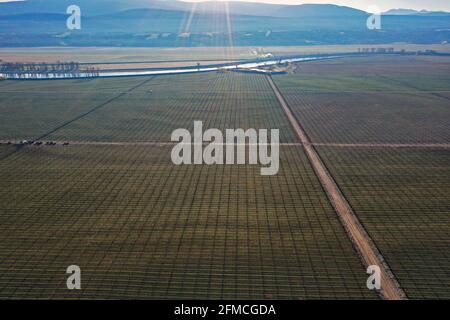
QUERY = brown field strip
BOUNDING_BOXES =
[266,75,407,300]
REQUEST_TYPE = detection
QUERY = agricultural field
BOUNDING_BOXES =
[317,147,450,299]
[45,73,296,142]
[0,73,297,143]
[273,55,450,144]
[0,145,14,159]
[0,53,449,300]
[273,91,450,144]
[0,145,375,299]
[0,77,145,141]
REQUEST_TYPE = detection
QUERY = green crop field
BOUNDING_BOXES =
[317,147,450,299]
[0,145,375,299]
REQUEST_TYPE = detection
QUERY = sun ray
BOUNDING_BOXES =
[183,2,198,34]
[224,1,235,61]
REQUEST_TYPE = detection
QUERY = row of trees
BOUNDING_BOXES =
[358,48,395,53]
[0,62,100,79]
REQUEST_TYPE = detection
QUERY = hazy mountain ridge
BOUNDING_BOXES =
[0,0,366,17]
[1,0,448,17]
[384,8,450,16]
[0,0,448,47]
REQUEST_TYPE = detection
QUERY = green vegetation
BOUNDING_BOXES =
[317,147,450,299]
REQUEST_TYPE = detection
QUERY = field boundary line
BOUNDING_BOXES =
[266,74,407,300]
[0,140,305,146]
[267,90,450,94]
[312,143,450,149]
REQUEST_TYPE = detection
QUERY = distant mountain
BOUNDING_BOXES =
[168,2,366,18]
[0,0,181,15]
[0,0,449,47]
[274,4,366,18]
[384,8,450,16]
[384,9,422,15]
[0,0,365,18]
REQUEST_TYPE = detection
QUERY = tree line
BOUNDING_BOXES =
[0,61,100,79]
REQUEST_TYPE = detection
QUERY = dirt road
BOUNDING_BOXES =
[266,75,407,300]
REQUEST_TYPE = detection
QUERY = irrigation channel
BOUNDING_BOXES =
[1,54,350,80]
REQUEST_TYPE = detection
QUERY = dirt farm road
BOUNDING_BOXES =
[266,75,407,300]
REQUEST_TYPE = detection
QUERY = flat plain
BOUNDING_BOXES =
[0,73,297,143]
[1,45,449,63]
[0,145,375,299]
[274,55,450,299]
[0,54,449,299]
[273,55,450,144]
[317,147,450,299]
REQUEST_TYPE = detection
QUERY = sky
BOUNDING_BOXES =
[0,0,449,12]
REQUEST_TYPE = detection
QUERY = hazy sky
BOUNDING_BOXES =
[0,0,449,12]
